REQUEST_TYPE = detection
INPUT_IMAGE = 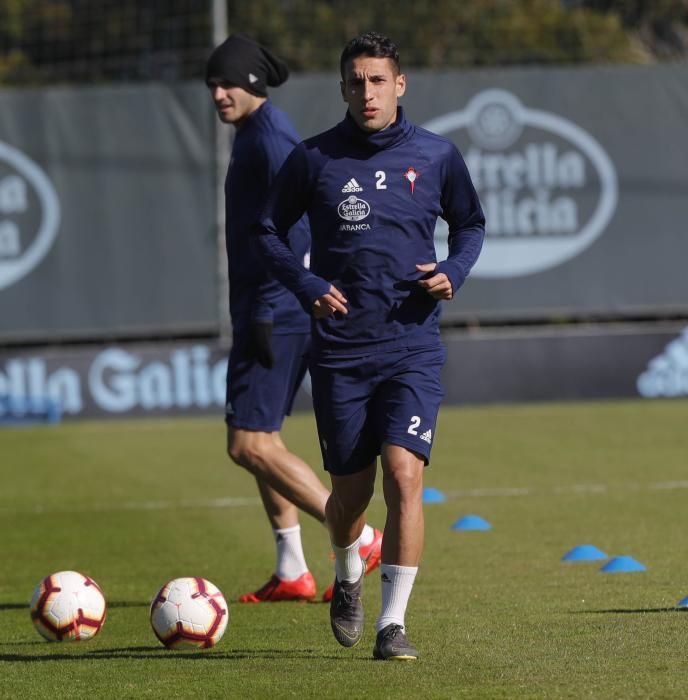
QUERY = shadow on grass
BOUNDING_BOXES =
[0,646,348,662]
[0,601,149,613]
[578,607,688,614]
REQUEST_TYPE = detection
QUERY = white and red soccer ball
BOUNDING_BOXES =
[30,570,107,642]
[150,577,229,649]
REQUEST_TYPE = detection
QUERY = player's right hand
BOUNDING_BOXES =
[313,285,348,319]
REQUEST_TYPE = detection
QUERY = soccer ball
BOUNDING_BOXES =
[30,570,107,642]
[150,577,229,649]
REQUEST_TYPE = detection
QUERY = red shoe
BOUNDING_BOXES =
[321,528,383,602]
[360,527,383,573]
[239,571,316,603]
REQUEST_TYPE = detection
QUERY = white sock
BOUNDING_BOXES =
[273,525,309,581]
[359,524,375,547]
[376,564,418,633]
[333,537,363,583]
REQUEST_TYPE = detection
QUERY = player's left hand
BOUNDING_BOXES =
[416,263,453,300]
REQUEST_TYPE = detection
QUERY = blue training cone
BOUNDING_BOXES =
[676,596,688,609]
[599,556,646,573]
[562,544,608,562]
[451,515,492,531]
[422,487,447,504]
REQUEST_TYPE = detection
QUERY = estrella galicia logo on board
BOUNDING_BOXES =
[636,327,688,399]
[337,195,371,222]
[423,89,618,278]
[0,140,60,291]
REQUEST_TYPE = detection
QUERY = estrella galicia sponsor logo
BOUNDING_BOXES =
[337,195,370,222]
[0,140,60,291]
[0,343,313,418]
[636,328,688,398]
[423,89,618,278]
[0,345,227,416]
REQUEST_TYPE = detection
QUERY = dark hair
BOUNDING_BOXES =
[339,32,400,79]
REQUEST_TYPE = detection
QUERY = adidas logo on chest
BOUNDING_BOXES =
[341,178,363,193]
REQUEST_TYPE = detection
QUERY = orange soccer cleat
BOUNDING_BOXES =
[238,571,316,603]
[321,527,383,603]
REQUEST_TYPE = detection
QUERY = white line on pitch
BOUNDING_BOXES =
[24,496,263,514]
[6,478,688,516]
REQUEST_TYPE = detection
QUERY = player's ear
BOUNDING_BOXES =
[340,80,347,102]
[396,73,406,99]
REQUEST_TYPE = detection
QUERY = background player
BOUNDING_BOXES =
[206,34,381,604]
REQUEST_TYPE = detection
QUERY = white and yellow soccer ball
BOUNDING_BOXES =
[150,577,229,649]
[30,570,107,642]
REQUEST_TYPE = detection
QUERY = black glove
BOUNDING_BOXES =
[250,321,274,369]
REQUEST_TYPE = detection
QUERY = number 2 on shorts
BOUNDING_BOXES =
[407,415,420,435]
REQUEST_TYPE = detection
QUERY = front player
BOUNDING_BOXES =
[256,32,485,659]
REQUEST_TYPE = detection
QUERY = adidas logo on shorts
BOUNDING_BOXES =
[420,429,432,444]
[341,178,363,193]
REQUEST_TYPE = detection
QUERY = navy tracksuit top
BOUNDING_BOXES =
[257,107,485,355]
[225,100,310,335]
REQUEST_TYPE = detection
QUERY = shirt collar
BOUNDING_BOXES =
[339,106,412,151]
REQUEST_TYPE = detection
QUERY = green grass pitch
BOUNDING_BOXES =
[1,399,687,698]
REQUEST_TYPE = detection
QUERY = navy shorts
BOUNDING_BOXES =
[226,332,310,432]
[310,345,446,475]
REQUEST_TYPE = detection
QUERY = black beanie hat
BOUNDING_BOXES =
[205,34,289,97]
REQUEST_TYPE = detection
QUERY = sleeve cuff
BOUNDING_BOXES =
[298,275,332,314]
[437,260,467,295]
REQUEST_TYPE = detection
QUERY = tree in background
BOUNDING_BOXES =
[0,0,210,83]
[575,0,688,59]
[0,0,686,84]
[234,0,641,70]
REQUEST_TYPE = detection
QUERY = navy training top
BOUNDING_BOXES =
[256,107,485,355]
[225,99,310,335]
